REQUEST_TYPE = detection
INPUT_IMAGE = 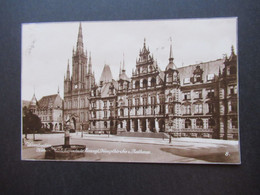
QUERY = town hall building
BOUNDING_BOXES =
[64,23,238,140]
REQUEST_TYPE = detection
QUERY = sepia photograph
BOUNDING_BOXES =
[21,18,240,164]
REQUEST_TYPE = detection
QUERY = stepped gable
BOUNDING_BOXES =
[100,64,113,84]
[177,59,225,86]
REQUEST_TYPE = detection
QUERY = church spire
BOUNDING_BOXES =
[119,62,122,76]
[57,86,60,94]
[122,53,125,73]
[169,37,174,62]
[66,59,70,80]
[76,22,84,54]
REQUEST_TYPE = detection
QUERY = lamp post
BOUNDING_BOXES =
[81,123,84,138]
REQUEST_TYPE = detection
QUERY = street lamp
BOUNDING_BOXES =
[81,123,84,138]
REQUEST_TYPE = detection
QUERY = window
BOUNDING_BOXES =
[229,86,237,95]
[228,101,237,113]
[151,96,156,105]
[143,97,147,105]
[169,104,174,114]
[143,79,148,88]
[208,103,214,113]
[128,99,132,107]
[209,118,215,128]
[151,78,156,87]
[104,101,107,108]
[183,92,191,100]
[168,73,173,83]
[104,110,107,118]
[135,81,140,89]
[207,74,214,81]
[195,104,203,114]
[194,91,202,99]
[120,109,124,117]
[194,74,202,82]
[185,119,191,129]
[183,105,191,115]
[231,117,238,128]
[196,119,203,128]
[135,98,140,106]
[207,89,215,98]
[184,78,190,84]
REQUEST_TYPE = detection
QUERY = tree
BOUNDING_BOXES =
[22,107,42,141]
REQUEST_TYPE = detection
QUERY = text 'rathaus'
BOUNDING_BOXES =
[63,23,238,140]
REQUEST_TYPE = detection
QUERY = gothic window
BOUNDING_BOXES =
[104,110,107,118]
[120,109,124,117]
[208,118,215,128]
[151,78,156,87]
[229,85,237,95]
[196,119,203,128]
[135,81,140,89]
[104,121,107,128]
[143,79,148,88]
[143,97,147,105]
[135,98,140,106]
[104,101,107,108]
[149,65,153,72]
[185,119,191,129]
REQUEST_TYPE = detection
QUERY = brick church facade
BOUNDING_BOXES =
[64,23,238,140]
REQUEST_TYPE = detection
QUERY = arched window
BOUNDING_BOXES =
[120,109,124,117]
[151,78,156,87]
[143,79,148,88]
[208,118,215,128]
[168,73,173,82]
[196,119,203,128]
[185,119,191,129]
[135,81,140,89]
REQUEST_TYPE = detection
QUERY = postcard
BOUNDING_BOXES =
[22,18,240,164]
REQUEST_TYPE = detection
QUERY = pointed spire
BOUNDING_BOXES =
[76,22,84,54]
[66,59,70,80]
[88,51,92,74]
[119,61,122,76]
[122,53,125,72]
[169,37,174,61]
[57,86,60,94]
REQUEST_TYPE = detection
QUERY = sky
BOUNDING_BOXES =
[22,17,237,101]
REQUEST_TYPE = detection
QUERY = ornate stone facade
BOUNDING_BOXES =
[65,24,238,140]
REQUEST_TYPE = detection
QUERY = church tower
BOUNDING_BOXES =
[72,23,88,90]
[63,23,92,131]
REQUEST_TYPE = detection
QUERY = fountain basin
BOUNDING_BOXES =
[45,144,86,160]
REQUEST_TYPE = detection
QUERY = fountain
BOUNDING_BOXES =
[45,116,86,160]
